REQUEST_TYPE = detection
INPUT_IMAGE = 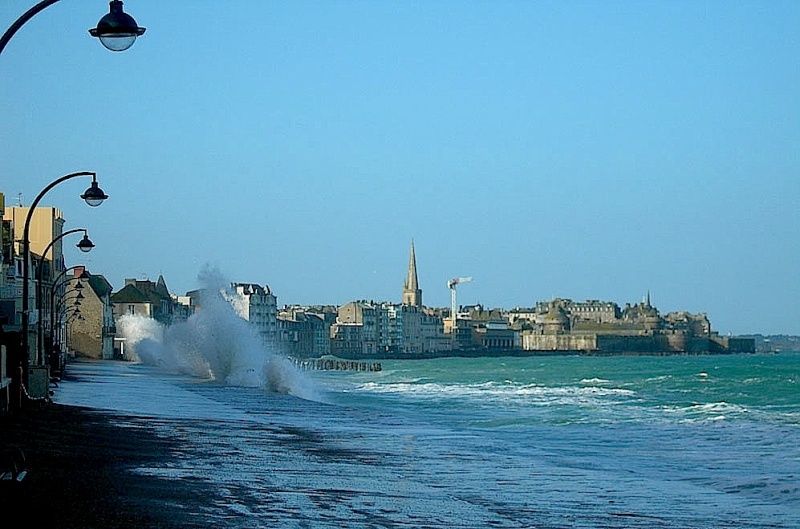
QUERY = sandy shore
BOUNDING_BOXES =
[0,399,215,528]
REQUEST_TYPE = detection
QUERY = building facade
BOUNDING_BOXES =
[328,242,448,358]
[223,283,278,345]
[68,267,115,360]
[5,206,67,365]
[277,305,337,359]
[332,301,379,357]
[111,276,176,326]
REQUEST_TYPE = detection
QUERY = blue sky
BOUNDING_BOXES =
[1,1,798,336]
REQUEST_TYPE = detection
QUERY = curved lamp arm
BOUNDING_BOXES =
[36,228,93,364]
[48,266,89,358]
[21,171,104,371]
[0,0,60,59]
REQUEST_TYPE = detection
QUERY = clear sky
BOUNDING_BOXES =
[2,1,798,336]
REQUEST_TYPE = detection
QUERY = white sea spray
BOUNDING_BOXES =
[116,265,318,400]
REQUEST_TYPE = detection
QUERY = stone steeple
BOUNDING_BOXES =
[402,240,422,307]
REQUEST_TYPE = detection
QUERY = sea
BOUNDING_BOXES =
[52,288,800,528]
[55,353,800,529]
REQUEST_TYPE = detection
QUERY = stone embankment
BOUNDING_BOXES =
[290,358,382,372]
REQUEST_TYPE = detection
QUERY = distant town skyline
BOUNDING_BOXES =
[2,1,798,336]
[101,254,754,340]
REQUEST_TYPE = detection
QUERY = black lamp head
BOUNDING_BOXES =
[81,179,108,207]
[77,234,95,253]
[89,1,146,52]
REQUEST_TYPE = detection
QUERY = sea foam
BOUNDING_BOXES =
[116,266,318,400]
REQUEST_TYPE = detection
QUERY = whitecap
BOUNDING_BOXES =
[581,377,610,384]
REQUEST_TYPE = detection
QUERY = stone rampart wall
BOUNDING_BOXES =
[521,333,597,351]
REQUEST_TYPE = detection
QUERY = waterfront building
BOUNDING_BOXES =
[568,299,621,324]
[517,295,754,354]
[466,305,518,350]
[0,199,14,308]
[507,307,538,328]
[5,206,67,366]
[223,283,278,346]
[386,303,422,355]
[421,308,450,353]
[332,301,379,357]
[111,276,177,327]
[329,243,450,358]
[0,195,13,412]
[533,298,622,327]
[68,267,115,360]
[539,304,570,334]
[278,305,332,359]
[621,294,662,331]
[182,289,207,315]
[5,206,65,278]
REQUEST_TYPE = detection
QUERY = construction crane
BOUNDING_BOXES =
[447,276,473,333]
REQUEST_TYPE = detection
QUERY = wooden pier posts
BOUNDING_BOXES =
[290,358,382,372]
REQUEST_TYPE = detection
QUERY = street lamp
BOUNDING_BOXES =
[1,0,146,58]
[20,171,107,385]
[53,296,82,351]
[55,297,82,317]
[80,177,109,207]
[2,1,139,407]
[35,228,95,365]
[55,298,82,318]
[77,233,95,252]
[48,266,90,362]
[61,306,83,361]
[89,1,146,52]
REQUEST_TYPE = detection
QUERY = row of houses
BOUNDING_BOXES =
[98,244,754,360]
[1,195,754,413]
[0,197,119,410]
[106,280,448,361]
[105,281,756,361]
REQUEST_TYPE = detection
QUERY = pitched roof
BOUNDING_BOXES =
[116,278,172,306]
[111,283,151,304]
[86,274,113,298]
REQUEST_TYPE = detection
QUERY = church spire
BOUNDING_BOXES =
[402,240,422,307]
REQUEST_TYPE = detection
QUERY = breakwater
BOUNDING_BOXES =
[291,358,382,372]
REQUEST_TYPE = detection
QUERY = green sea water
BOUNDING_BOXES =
[58,354,800,527]
[324,352,800,427]
[308,352,800,526]
[91,308,800,526]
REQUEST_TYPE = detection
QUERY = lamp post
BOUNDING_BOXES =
[1,0,145,58]
[20,172,107,386]
[2,2,140,408]
[53,297,81,354]
[54,298,82,323]
[54,297,82,323]
[63,309,83,354]
[35,228,95,365]
[48,266,90,363]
